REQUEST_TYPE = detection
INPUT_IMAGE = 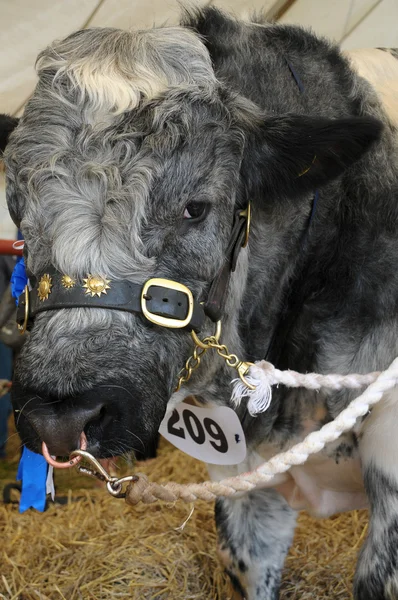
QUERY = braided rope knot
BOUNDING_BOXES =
[125,357,398,506]
[231,360,382,416]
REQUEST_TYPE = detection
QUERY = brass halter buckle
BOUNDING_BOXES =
[141,278,194,329]
[17,285,29,335]
[240,202,251,248]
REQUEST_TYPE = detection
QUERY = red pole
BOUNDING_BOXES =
[0,240,23,256]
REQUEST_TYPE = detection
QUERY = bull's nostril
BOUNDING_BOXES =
[24,399,109,457]
[162,298,168,302]
[99,405,109,425]
[84,405,112,440]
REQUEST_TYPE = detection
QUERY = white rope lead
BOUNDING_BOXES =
[126,357,398,505]
[231,361,381,416]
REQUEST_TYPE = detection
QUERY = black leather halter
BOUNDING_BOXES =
[17,206,250,334]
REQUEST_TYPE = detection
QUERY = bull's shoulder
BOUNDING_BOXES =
[378,48,398,61]
[183,7,356,117]
[344,48,398,128]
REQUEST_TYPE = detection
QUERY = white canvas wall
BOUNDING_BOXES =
[0,0,396,240]
[1,0,396,116]
[280,0,398,49]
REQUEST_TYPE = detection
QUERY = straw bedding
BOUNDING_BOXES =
[1,418,368,600]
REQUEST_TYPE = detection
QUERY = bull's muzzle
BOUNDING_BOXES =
[11,377,165,459]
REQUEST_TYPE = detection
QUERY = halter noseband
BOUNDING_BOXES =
[16,205,250,335]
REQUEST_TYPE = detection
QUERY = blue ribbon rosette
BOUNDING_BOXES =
[10,253,52,513]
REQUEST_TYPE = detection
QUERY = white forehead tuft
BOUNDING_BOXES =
[36,26,217,114]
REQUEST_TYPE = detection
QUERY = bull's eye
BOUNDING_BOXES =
[183,202,209,222]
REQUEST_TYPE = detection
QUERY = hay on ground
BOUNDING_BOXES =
[0,419,367,599]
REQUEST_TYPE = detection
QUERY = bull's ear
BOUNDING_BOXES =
[1,115,20,227]
[243,114,383,199]
[0,114,19,155]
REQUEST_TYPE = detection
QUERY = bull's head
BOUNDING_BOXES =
[0,22,381,459]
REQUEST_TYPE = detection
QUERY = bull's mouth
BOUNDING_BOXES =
[11,374,166,460]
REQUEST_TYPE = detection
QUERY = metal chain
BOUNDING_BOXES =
[175,323,255,392]
[175,344,208,392]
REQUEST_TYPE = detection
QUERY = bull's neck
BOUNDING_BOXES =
[190,194,321,402]
[237,197,319,370]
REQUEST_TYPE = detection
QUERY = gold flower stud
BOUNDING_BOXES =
[61,274,76,289]
[37,274,53,301]
[83,274,111,297]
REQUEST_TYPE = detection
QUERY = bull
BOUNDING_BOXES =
[1,9,397,599]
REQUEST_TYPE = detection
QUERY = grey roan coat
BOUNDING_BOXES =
[1,8,398,599]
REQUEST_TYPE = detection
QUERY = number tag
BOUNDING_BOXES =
[159,403,246,465]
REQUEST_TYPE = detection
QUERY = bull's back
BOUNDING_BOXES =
[344,48,398,128]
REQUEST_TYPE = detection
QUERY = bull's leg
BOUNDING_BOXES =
[215,489,297,599]
[354,390,398,599]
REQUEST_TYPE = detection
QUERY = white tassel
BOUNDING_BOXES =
[231,363,278,416]
[46,464,55,501]
[246,382,273,416]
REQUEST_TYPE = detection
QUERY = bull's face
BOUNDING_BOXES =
[2,28,250,459]
[1,25,382,459]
